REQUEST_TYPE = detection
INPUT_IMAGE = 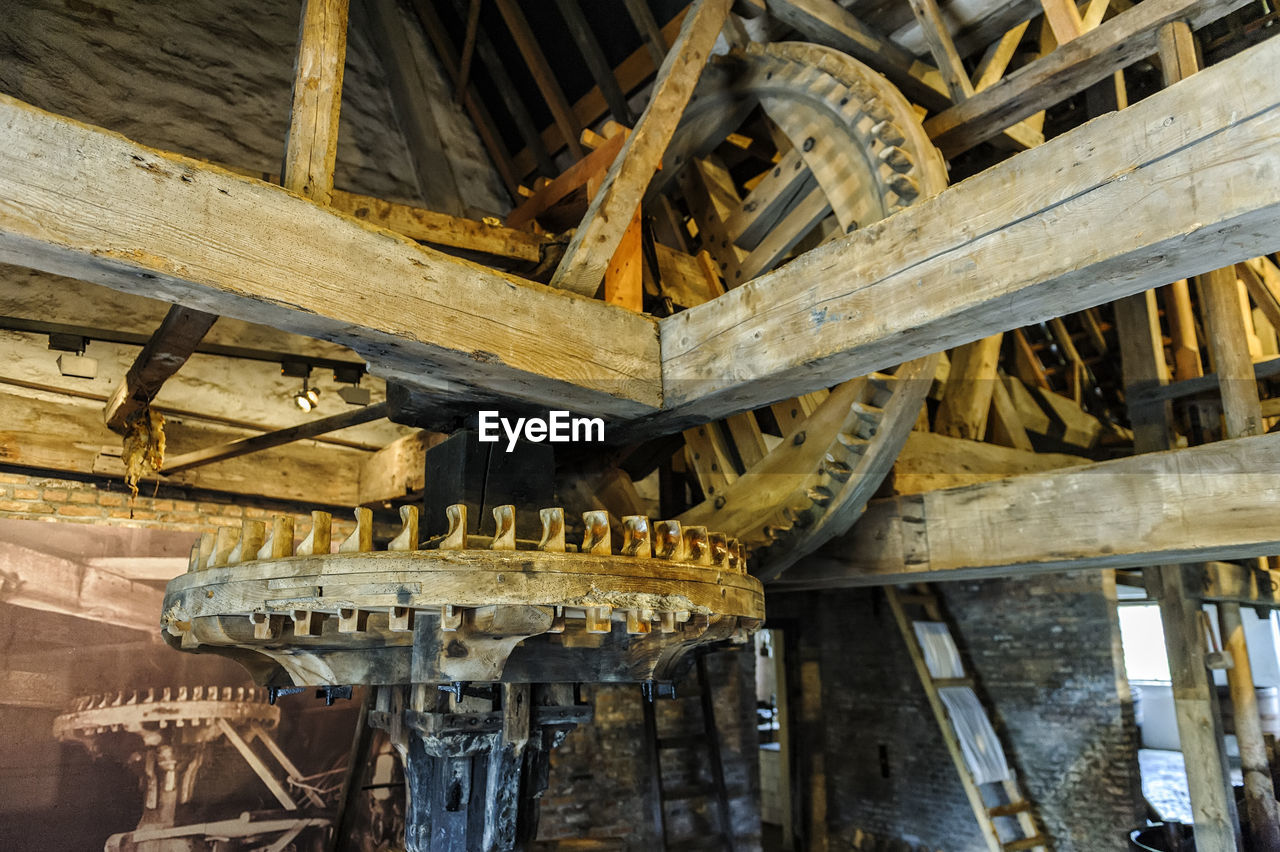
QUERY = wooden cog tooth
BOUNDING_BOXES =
[338,608,368,633]
[177,686,188,701]
[821,455,853,481]
[389,606,414,632]
[296,511,332,556]
[228,520,266,565]
[440,604,463,632]
[538,508,566,552]
[654,521,685,560]
[708,532,729,568]
[807,485,833,507]
[585,606,613,634]
[491,505,516,550]
[339,507,374,553]
[582,511,611,555]
[683,526,711,566]
[258,516,295,560]
[621,516,652,558]
[388,505,420,552]
[192,686,203,700]
[189,533,214,572]
[547,606,566,633]
[210,526,240,568]
[441,504,468,550]
[292,610,320,637]
[250,611,275,640]
[626,609,652,635]
[726,538,741,572]
[658,612,678,633]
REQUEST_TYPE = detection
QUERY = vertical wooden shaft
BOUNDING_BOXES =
[1116,285,1240,850]
[1161,279,1204,380]
[1202,266,1265,438]
[1219,602,1280,851]
[283,0,349,204]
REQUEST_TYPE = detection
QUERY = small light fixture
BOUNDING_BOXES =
[294,377,320,412]
[338,384,371,406]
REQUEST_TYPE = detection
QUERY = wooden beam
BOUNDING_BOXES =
[505,129,629,231]
[772,432,1280,588]
[103,305,219,433]
[509,7,693,177]
[0,389,367,505]
[282,0,349,205]
[360,0,464,215]
[934,335,1001,440]
[889,430,1086,495]
[658,33,1280,425]
[329,187,549,262]
[0,540,162,631]
[0,94,661,419]
[624,0,670,69]
[923,0,1250,157]
[357,430,448,505]
[907,0,975,103]
[551,0,731,295]
[1202,266,1266,437]
[555,0,636,125]
[407,0,522,195]
[161,402,389,475]
[493,0,585,160]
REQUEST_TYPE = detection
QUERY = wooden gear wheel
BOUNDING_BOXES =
[161,504,764,688]
[615,42,946,580]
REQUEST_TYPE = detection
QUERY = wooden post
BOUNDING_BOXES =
[282,0,349,204]
[1202,265,1266,438]
[935,334,1003,440]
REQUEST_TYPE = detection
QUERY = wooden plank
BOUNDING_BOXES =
[330,188,548,262]
[973,21,1030,93]
[1242,258,1280,338]
[604,206,645,312]
[555,0,636,125]
[934,335,1002,441]
[989,375,1034,451]
[923,0,1251,157]
[1039,0,1084,43]
[551,0,731,295]
[889,430,1086,495]
[103,305,219,433]
[907,0,975,103]
[774,432,1280,588]
[657,34,1280,425]
[161,402,389,475]
[493,0,585,160]
[505,130,629,230]
[0,94,661,419]
[282,0,349,205]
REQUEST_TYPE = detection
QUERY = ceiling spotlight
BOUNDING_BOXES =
[294,378,320,412]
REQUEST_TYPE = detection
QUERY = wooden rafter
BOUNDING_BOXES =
[493,0,585,160]
[924,0,1250,157]
[773,432,1280,588]
[103,306,219,433]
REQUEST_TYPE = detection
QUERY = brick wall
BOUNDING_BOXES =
[537,648,764,850]
[0,470,360,540]
[783,571,1142,852]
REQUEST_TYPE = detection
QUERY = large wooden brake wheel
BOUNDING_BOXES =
[621,43,947,580]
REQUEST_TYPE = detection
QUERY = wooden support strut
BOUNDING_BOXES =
[550,0,732,296]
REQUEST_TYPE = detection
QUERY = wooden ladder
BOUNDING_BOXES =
[643,654,737,851]
[885,584,1048,852]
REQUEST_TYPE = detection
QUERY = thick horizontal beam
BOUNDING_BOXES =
[773,432,1280,589]
[0,95,661,419]
[924,0,1252,157]
[0,540,161,631]
[659,33,1280,424]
